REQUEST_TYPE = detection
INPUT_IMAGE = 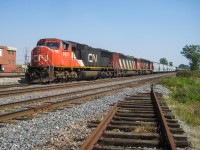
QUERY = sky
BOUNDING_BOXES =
[0,0,200,66]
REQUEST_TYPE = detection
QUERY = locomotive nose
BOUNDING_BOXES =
[31,47,43,65]
[31,46,49,66]
[34,46,48,54]
[32,47,41,55]
[37,47,41,54]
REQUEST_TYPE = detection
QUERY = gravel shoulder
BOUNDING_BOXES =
[0,84,151,150]
[0,77,26,85]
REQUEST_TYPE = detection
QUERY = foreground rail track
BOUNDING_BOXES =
[81,84,189,150]
[0,73,172,125]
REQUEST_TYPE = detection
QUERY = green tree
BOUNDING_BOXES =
[178,64,190,70]
[159,58,168,65]
[181,45,200,71]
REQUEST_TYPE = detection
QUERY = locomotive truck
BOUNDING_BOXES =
[25,38,175,83]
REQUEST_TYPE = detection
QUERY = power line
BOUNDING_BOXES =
[24,47,30,65]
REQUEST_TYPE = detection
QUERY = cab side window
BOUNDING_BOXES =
[72,46,76,51]
[63,43,69,50]
[73,46,81,59]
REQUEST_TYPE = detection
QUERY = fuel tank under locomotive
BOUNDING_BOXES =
[26,66,111,83]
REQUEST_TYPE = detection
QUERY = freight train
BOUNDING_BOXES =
[25,38,176,83]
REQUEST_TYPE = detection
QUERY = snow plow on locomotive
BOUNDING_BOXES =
[25,38,169,83]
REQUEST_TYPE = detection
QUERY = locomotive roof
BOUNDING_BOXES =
[40,39,81,46]
[139,58,152,62]
[66,40,87,47]
[65,40,111,52]
[42,38,154,61]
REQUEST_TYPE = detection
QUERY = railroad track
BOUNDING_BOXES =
[0,73,174,98]
[0,81,137,111]
[81,84,189,150]
[0,74,174,111]
[0,76,130,90]
[0,75,165,125]
[0,78,112,90]
[0,72,25,78]
[0,83,29,89]
[0,78,123,97]
[0,78,131,90]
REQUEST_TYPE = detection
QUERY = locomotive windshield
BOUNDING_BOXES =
[37,42,60,49]
[46,42,60,49]
[37,42,45,47]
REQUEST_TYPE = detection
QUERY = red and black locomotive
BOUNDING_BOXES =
[26,38,152,83]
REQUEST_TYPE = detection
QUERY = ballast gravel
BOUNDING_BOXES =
[0,84,171,150]
[0,77,26,85]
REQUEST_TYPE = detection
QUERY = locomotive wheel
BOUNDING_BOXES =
[25,71,31,82]
[68,71,77,81]
[40,68,50,83]
[40,76,50,83]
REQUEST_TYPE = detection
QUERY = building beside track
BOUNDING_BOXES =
[0,46,17,72]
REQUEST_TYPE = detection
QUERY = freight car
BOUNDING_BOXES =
[25,38,173,83]
[152,62,176,73]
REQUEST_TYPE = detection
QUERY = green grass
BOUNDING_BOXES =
[160,77,200,104]
[166,98,200,126]
[177,70,200,78]
[159,76,200,126]
[160,75,200,148]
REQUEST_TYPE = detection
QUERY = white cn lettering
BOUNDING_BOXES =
[88,53,97,63]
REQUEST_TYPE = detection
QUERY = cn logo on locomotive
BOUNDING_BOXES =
[88,53,97,63]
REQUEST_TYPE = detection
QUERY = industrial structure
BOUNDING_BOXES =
[0,46,17,72]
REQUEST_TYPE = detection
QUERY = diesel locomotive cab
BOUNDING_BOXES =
[31,39,60,66]
[26,39,62,83]
[26,38,76,83]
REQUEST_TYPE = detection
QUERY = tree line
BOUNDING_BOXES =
[159,45,200,71]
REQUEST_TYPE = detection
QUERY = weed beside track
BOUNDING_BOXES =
[159,74,200,149]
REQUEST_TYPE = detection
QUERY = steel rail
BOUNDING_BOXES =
[0,77,161,111]
[0,84,29,89]
[151,84,176,150]
[81,103,118,150]
[81,84,178,150]
[0,79,149,110]
[0,84,133,122]
[0,78,159,122]
[0,73,174,98]
[0,72,25,78]
[0,77,132,97]
[0,75,25,78]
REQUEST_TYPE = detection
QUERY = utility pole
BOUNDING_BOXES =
[24,47,28,65]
